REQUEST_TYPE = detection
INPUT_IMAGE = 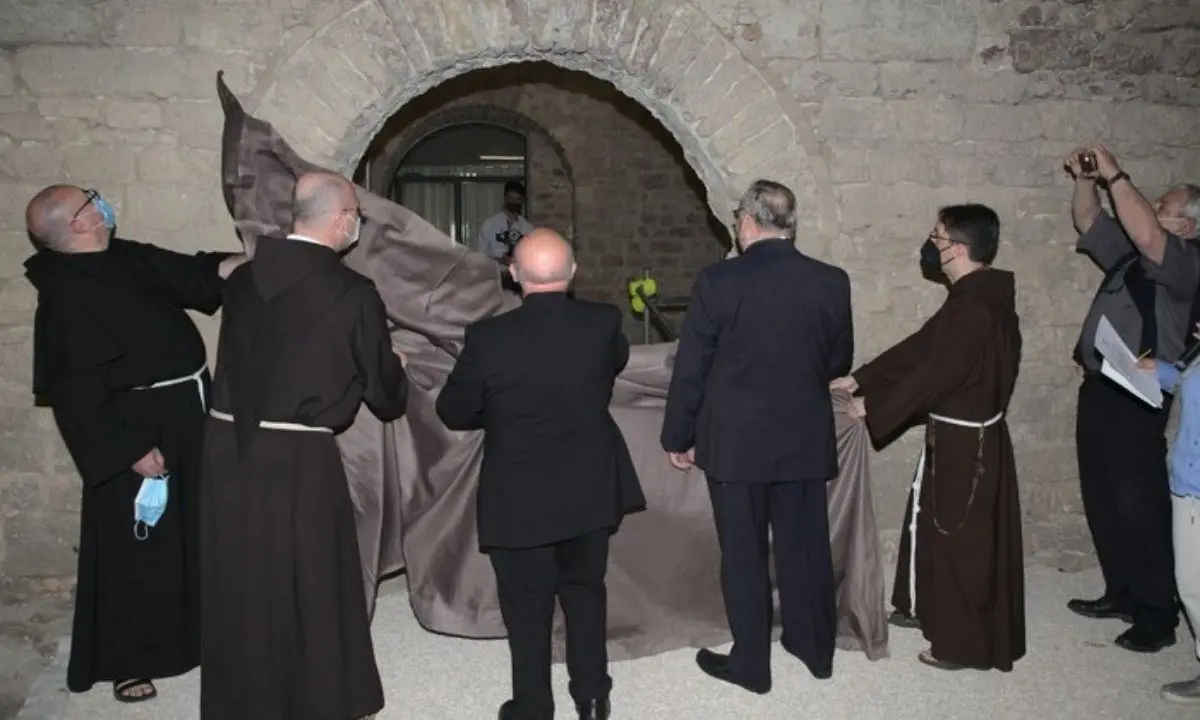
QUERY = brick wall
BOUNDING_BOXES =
[361,63,729,341]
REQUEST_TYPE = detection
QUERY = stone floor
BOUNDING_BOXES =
[0,587,71,720]
[6,564,1196,719]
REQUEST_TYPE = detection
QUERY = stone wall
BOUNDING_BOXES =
[358,63,728,339]
[0,0,1198,596]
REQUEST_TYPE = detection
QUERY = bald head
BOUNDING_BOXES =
[291,171,360,250]
[25,184,108,253]
[511,228,575,292]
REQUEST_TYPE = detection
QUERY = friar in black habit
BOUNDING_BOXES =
[24,184,246,704]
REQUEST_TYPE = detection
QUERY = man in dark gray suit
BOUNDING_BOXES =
[661,179,854,693]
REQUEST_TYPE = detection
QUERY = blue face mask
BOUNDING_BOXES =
[133,474,169,540]
[93,195,117,230]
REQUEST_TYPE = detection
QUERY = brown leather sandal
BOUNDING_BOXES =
[113,678,157,703]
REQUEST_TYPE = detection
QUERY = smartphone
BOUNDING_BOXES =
[1079,151,1097,175]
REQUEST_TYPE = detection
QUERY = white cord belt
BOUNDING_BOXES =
[207,408,333,434]
[907,410,1004,615]
[133,365,207,412]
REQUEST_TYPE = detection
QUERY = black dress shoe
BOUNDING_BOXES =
[1067,597,1134,623]
[576,696,610,720]
[888,610,921,630]
[695,648,770,694]
[1115,625,1176,653]
[806,663,833,680]
[498,700,519,720]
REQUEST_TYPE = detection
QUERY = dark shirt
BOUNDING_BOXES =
[1075,212,1200,370]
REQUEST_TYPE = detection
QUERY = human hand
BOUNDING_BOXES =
[847,396,866,420]
[1091,144,1122,182]
[830,376,858,393]
[1063,147,1097,181]
[1136,357,1156,372]
[132,448,166,478]
[667,448,695,471]
[217,253,249,280]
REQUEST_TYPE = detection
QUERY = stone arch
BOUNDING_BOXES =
[378,103,578,240]
[247,0,839,244]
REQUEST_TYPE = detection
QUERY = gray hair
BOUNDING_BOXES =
[736,179,797,238]
[1179,183,1200,221]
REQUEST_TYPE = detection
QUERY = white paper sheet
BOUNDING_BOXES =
[1094,315,1163,409]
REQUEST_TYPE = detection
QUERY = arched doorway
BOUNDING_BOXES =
[388,123,529,248]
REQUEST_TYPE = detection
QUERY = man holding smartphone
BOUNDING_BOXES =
[1066,144,1200,653]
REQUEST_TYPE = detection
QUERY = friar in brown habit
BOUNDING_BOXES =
[199,171,408,719]
[832,203,1026,672]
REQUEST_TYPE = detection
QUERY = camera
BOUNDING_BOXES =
[1078,151,1097,175]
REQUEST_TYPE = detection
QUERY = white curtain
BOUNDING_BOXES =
[399,183,457,243]
[461,182,507,248]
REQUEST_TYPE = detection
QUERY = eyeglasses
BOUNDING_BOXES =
[71,188,100,222]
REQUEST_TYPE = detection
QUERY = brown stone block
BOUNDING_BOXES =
[707,91,782,158]
[723,119,795,178]
[103,3,184,47]
[0,144,64,182]
[389,0,456,68]
[376,0,437,74]
[256,80,339,162]
[103,100,163,130]
[788,61,880,102]
[622,0,683,76]
[816,97,896,140]
[0,183,48,232]
[135,146,220,185]
[0,279,36,330]
[0,323,34,406]
[2,510,78,579]
[318,1,416,98]
[644,4,712,100]
[0,115,56,143]
[181,7,283,51]
[668,36,730,123]
[0,407,60,475]
[63,145,139,186]
[0,53,14,97]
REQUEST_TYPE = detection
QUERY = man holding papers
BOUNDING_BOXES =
[1065,145,1200,653]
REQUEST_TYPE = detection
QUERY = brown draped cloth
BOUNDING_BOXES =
[215,72,889,662]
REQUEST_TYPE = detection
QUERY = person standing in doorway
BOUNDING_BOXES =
[437,228,645,720]
[1065,145,1200,653]
[661,179,854,693]
[476,181,535,293]
[23,184,246,704]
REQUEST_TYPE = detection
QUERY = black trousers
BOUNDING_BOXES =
[707,478,836,687]
[488,529,612,719]
[1077,374,1178,631]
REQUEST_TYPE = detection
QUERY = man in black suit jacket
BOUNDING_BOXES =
[436,229,646,720]
[661,179,854,693]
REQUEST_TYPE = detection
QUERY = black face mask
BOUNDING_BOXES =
[505,202,522,215]
[919,238,947,273]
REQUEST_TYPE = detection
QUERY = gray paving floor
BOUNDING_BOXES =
[24,565,1200,719]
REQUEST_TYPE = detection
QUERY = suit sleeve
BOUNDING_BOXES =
[436,325,487,431]
[612,306,630,375]
[127,240,233,315]
[352,288,408,422]
[860,303,986,443]
[660,271,719,453]
[829,270,854,379]
[36,306,155,487]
